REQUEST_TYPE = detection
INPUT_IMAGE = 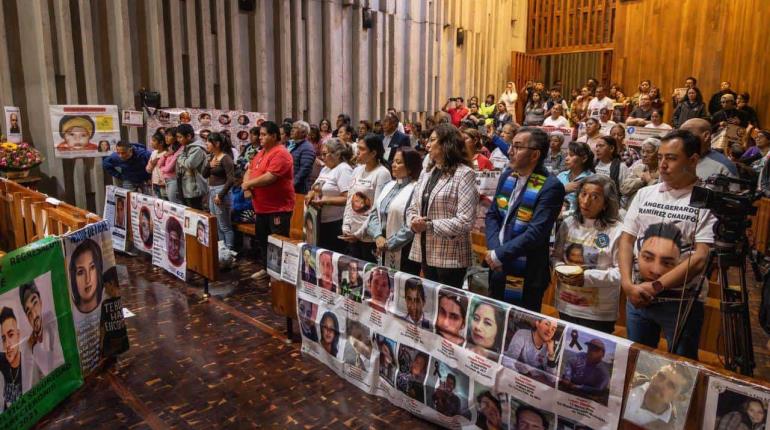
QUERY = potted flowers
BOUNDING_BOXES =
[0,140,43,179]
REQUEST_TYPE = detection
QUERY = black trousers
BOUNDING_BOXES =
[559,313,616,334]
[347,241,377,263]
[184,196,204,211]
[423,265,467,289]
[254,212,292,266]
[317,219,346,254]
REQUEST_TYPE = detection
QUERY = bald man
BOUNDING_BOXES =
[680,118,737,180]
[710,93,750,129]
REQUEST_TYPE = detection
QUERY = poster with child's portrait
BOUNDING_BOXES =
[50,105,120,158]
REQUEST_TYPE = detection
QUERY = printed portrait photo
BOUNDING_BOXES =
[364,267,393,314]
[114,195,127,230]
[396,344,429,403]
[342,319,372,372]
[393,274,437,331]
[297,298,318,342]
[558,328,617,406]
[165,217,185,267]
[502,310,565,387]
[0,272,65,412]
[316,250,335,292]
[464,297,507,362]
[510,398,555,430]
[623,351,698,430]
[317,310,344,360]
[138,206,154,249]
[425,358,470,418]
[435,288,469,347]
[301,245,317,286]
[473,384,508,430]
[56,114,97,151]
[375,334,398,387]
[337,256,365,302]
[712,386,768,430]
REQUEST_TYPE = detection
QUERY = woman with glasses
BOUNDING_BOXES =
[305,138,354,253]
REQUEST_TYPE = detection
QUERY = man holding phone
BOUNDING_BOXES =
[442,97,469,127]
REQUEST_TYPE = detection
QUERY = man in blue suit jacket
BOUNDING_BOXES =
[485,127,565,311]
[382,112,411,165]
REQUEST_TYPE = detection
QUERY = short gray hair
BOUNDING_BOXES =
[549,131,565,143]
[642,137,661,151]
[323,138,352,163]
[293,120,310,137]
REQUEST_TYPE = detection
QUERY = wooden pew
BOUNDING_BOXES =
[184,207,220,290]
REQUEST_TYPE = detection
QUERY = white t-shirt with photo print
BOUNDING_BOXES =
[622,181,716,300]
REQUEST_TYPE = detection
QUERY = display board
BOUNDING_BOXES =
[296,245,637,429]
[145,108,265,153]
[151,201,187,281]
[62,221,129,375]
[0,238,83,428]
[3,106,22,143]
[49,105,120,158]
[103,186,129,252]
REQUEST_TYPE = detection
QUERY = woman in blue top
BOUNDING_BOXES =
[556,141,594,218]
[365,148,423,275]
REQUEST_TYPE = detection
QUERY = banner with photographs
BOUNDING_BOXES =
[103,186,129,252]
[152,201,187,281]
[145,108,265,153]
[130,193,156,254]
[183,210,210,247]
[295,245,632,429]
[0,237,83,428]
[623,125,667,148]
[62,221,129,376]
[711,124,746,152]
[49,105,120,158]
[3,106,22,143]
[474,170,501,233]
[622,350,698,430]
[703,375,770,430]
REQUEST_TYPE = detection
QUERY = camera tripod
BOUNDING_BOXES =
[671,238,756,376]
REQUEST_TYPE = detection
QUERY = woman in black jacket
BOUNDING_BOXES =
[672,87,707,128]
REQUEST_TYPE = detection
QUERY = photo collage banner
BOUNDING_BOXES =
[286,242,770,430]
[145,108,266,154]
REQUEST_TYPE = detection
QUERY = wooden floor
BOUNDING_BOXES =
[33,252,770,429]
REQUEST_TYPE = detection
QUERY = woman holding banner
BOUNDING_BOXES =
[365,148,422,275]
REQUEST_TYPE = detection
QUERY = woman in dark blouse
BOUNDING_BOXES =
[202,132,236,250]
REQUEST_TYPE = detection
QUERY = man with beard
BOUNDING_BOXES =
[20,283,64,376]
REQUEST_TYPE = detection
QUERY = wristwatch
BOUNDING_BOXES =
[651,280,664,295]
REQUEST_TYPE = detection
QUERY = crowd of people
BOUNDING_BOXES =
[101,76,769,361]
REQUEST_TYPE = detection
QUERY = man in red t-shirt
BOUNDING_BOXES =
[241,121,295,279]
[442,97,469,127]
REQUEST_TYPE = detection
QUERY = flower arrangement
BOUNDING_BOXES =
[0,141,43,171]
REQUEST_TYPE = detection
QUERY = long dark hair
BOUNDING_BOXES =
[69,239,104,312]
[207,132,233,156]
[568,141,595,173]
[320,311,340,356]
[362,133,386,166]
[429,123,471,173]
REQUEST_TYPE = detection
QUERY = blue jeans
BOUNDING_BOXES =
[165,178,181,203]
[209,184,234,249]
[625,300,704,359]
[120,180,145,193]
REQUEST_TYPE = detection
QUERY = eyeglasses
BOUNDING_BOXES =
[510,145,538,152]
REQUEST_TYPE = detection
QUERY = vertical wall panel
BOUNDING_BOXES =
[2,0,523,211]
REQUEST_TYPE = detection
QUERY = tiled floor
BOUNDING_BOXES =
[35,254,437,429]
[34,252,770,429]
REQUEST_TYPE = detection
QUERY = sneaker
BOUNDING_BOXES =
[250,269,268,280]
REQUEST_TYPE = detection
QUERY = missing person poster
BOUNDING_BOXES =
[3,106,22,143]
[304,206,320,246]
[103,186,129,252]
[0,237,83,428]
[474,170,501,232]
[130,193,156,254]
[266,236,283,279]
[183,210,209,247]
[622,350,698,430]
[62,221,129,375]
[152,201,187,281]
[49,105,120,158]
[280,241,300,285]
[556,326,630,429]
[703,375,770,430]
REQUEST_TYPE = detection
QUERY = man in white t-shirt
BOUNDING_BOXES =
[624,364,691,428]
[587,86,614,119]
[542,104,571,129]
[619,129,716,359]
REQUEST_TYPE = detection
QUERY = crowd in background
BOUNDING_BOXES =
[100,75,770,363]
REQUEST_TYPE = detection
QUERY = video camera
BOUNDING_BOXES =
[689,174,758,244]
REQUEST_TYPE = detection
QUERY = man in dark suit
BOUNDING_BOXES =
[381,112,411,166]
[485,127,565,311]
